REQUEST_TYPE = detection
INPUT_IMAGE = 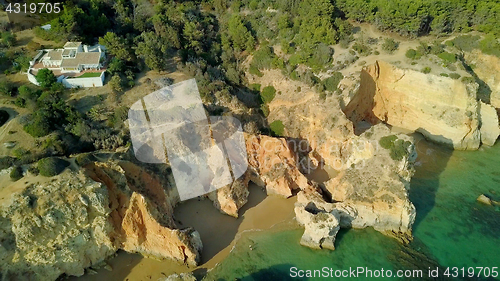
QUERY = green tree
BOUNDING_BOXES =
[36,69,57,89]
[1,32,16,47]
[227,14,255,51]
[109,74,124,93]
[0,80,14,96]
[135,31,168,71]
[99,32,134,62]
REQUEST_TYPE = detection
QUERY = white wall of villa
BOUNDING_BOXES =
[60,72,105,88]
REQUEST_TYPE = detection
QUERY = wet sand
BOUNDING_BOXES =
[73,184,298,280]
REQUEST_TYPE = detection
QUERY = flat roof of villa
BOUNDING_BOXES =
[64,42,82,48]
[60,52,101,68]
[43,50,62,61]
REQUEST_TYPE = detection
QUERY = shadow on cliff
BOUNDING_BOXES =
[341,63,384,136]
[408,133,453,232]
[458,53,492,104]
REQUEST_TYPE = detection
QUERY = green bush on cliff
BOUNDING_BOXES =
[10,166,23,181]
[269,120,285,136]
[438,52,457,64]
[421,67,432,74]
[261,86,276,104]
[379,135,411,161]
[321,72,343,92]
[38,157,70,177]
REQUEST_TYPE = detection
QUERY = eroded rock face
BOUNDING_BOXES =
[0,172,117,281]
[85,161,202,266]
[479,102,500,146]
[465,50,500,109]
[207,175,250,218]
[344,61,483,150]
[245,134,313,197]
[294,125,417,249]
[325,126,417,238]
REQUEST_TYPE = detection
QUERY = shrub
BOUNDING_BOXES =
[249,64,263,77]
[405,49,419,60]
[379,135,411,161]
[250,83,261,92]
[14,97,26,108]
[382,38,399,53]
[0,80,14,96]
[322,72,343,92]
[352,42,370,56]
[269,120,284,136]
[449,73,461,80]
[379,135,398,149]
[12,147,29,158]
[421,67,432,74]
[430,42,445,55]
[438,52,457,64]
[440,73,449,77]
[461,76,475,84]
[0,156,15,170]
[261,86,276,104]
[37,157,70,177]
[251,45,275,69]
[23,117,51,138]
[109,74,124,93]
[452,35,480,52]
[0,110,9,126]
[479,35,500,57]
[10,166,23,181]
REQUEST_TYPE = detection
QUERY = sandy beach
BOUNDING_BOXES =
[72,183,299,280]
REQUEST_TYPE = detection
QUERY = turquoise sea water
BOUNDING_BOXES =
[205,139,500,280]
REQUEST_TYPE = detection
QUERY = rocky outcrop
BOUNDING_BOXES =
[207,175,250,218]
[294,191,340,250]
[479,102,500,146]
[344,61,484,150]
[0,159,204,280]
[85,161,202,266]
[245,134,313,197]
[326,126,417,238]
[0,171,117,281]
[294,125,417,249]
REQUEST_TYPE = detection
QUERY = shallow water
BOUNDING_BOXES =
[205,139,500,280]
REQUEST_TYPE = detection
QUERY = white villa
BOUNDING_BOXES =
[28,42,107,88]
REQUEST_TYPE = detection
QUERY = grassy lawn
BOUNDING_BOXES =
[71,72,103,78]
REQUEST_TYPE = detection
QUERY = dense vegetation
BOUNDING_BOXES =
[336,0,500,37]
[0,0,499,169]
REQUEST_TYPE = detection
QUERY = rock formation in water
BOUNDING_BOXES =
[344,61,499,149]
[294,125,417,249]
